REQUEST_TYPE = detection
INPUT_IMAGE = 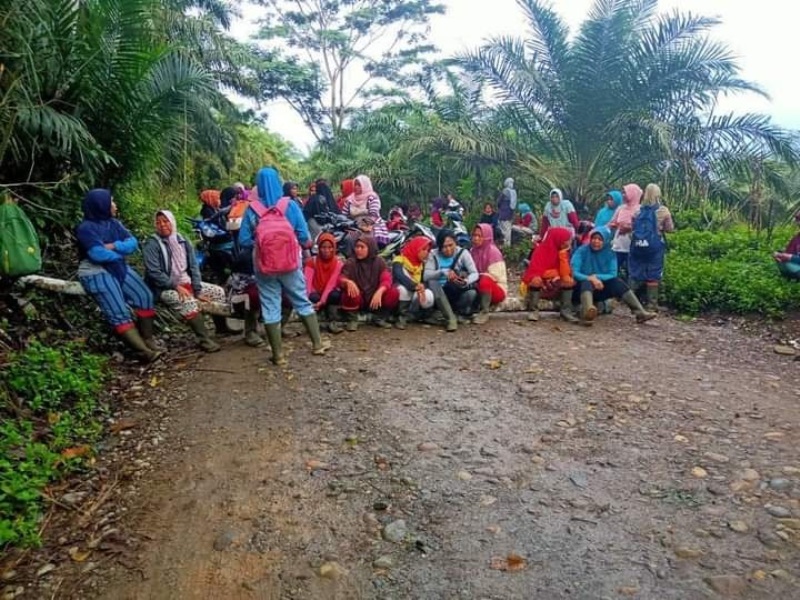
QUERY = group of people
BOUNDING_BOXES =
[75,168,674,366]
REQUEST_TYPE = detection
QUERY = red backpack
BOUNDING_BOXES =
[250,198,300,275]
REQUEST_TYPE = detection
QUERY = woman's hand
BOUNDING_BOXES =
[104,242,116,250]
[588,276,604,291]
[369,289,384,310]
[619,224,632,234]
[343,279,359,298]
[446,270,459,283]
[774,252,792,263]
[177,287,194,301]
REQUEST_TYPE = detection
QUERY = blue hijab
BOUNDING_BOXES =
[570,226,617,282]
[75,189,131,282]
[594,190,622,228]
[256,167,284,207]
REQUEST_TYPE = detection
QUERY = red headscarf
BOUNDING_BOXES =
[311,232,340,293]
[338,179,354,211]
[400,237,432,267]
[524,227,572,282]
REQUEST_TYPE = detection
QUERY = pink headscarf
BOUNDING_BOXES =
[352,174,378,212]
[613,183,643,229]
[470,223,504,273]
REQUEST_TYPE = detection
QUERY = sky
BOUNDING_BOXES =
[241,0,799,153]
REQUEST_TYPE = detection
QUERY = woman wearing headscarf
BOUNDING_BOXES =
[304,179,340,237]
[76,189,161,362]
[521,227,578,323]
[496,177,517,246]
[539,188,579,238]
[570,227,656,326]
[594,190,622,228]
[339,235,399,331]
[608,183,642,281]
[774,212,800,280]
[424,229,479,331]
[470,223,508,324]
[199,189,221,220]
[628,183,675,309]
[304,232,345,334]
[143,210,225,353]
[239,167,330,365]
[342,175,389,246]
[392,237,435,329]
[337,179,354,211]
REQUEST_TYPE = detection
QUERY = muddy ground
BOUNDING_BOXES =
[4,310,800,600]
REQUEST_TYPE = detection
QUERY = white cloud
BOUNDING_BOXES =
[240,0,799,151]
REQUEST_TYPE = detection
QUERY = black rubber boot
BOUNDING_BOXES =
[580,290,597,327]
[137,316,162,352]
[559,288,579,323]
[300,313,331,355]
[264,323,287,365]
[527,289,540,322]
[326,306,344,335]
[395,301,412,330]
[120,329,162,362]
[186,314,221,352]
[472,293,491,325]
[621,290,657,323]
[243,310,264,347]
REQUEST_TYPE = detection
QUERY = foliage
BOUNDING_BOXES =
[458,0,798,212]
[663,226,800,316]
[0,342,108,548]
[255,0,445,139]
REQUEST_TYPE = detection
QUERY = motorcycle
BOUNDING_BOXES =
[442,210,471,248]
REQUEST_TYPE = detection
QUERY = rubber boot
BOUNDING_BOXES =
[579,290,597,327]
[264,323,287,365]
[326,306,344,334]
[119,328,162,362]
[243,310,264,347]
[137,316,162,352]
[372,310,393,329]
[186,314,221,352]
[622,290,657,323]
[212,315,236,336]
[527,289,540,322]
[472,293,491,325]
[434,290,458,332]
[559,289,579,323]
[300,313,331,355]
[344,311,359,332]
[395,301,411,330]
[645,283,660,311]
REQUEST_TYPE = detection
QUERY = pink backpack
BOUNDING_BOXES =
[250,198,300,275]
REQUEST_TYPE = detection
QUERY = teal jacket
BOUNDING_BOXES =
[571,227,617,281]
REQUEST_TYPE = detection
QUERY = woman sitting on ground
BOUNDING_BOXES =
[570,227,656,326]
[521,227,578,323]
[304,232,345,334]
[774,212,800,280]
[423,229,479,331]
[339,235,399,331]
[469,223,508,324]
[143,210,225,353]
[392,237,435,330]
[513,203,537,238]
[76,189,162,362]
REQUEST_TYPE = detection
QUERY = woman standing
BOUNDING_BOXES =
[75,189,161,362]
[628,183,674,309]
[539,188,579,238]
[469,223,508,324]
[594,190,622,228]
[143,210,224,353]
[238,167,330,365]
[608,183,642,281]
[342,175,389,246]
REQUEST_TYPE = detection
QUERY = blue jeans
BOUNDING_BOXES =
[256,267,314,324]
[79,267,154,328]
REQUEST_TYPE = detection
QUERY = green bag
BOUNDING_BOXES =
[0,198,42,277]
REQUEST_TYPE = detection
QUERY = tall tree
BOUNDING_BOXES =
[460,0,797,207]
[254,0,445,140]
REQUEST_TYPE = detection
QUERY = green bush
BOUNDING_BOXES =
[0,342,108,548]
[663,226,800,317]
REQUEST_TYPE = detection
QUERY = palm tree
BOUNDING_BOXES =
[460,0,797,209]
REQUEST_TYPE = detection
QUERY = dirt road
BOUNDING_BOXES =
[26,312,800,599]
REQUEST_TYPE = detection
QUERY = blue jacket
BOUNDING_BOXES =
[239,167,311,250]
[594,190,622,228]
[571,227,617,281]
[75,189,137,282]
